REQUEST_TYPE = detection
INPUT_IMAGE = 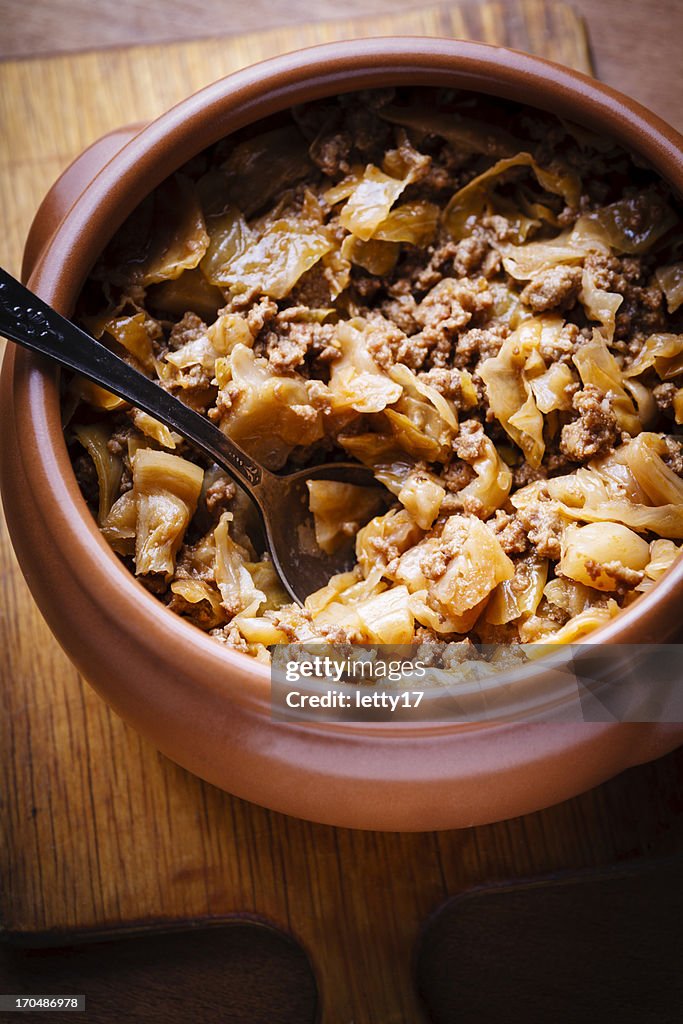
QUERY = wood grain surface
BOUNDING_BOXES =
[1,3,682,1022]
[2,0,682,136]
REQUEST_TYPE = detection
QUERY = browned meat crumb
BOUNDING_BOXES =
[210,624,250,651]
[512,462,548,489]
[521,265,582,312]
[583,253,667,340]
[417,367,477,410]
[517,502,565,560]
[653,382,677,413]
[205,475,237,516]
[416,277,492,347]
[138,574,169,596]
[380,293,419,334]
[452,419,487,462]
[560,384,618,462]
[441,459,477,494]
[246,296,278,336]
[388,232,492,298]
[420,547,451,580]
[168,311,206,350]
[288,263,335,308]
[582,559,644,589]
[106,422,135,456]
[162,364,216,414]
[538,321,581,366]
[454,325,507,368]
[491,510,529,555]
[310,130,352,177]
[662,436,683,476]
[363,314,414,370]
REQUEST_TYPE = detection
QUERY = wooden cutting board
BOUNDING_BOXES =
[1,4,681,1023]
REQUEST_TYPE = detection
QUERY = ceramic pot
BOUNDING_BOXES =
[2,38,682,830]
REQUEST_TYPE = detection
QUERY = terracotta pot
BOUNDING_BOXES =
[2,38,682,831]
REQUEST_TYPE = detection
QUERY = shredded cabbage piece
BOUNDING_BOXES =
[586,192,678,254]
[170,578,226,630]
[133,449,204,579]
[624,333,683,381]
[212,217,333,299]
[220,125,313,217]
[217,344,324,469]
[337,165,410,241]
[328,320,403,414]
[485,556,548,625]
[500,215,609,280]
[307,480,386,554]
[445,152,580,239]
[373,200,440,246]
[214,512,266,617]
[655,263,683,314]
[478,319,547,468]
[72,422,123,524]
[94,175,209,287]
[572,333,641,435]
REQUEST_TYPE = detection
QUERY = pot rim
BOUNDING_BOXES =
[8,36,683,726]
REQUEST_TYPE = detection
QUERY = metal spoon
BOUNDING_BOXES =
[0,267,385,603]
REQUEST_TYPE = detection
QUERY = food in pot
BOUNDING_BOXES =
[66,88,683,660]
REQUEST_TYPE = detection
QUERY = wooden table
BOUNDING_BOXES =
[1,2,682,1021]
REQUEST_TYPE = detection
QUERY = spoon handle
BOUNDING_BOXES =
[0,267,264,489]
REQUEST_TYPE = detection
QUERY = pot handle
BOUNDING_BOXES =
[21,124,144,283]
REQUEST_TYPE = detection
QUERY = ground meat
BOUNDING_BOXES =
[512,462,547,489]
[388,232,493,299]
[452,419,487,462]
[363,314,420,370]
[380,293,420,335]
[288,263,335,308]
[560,384,618,462]
[452,234,492,277]
[441,458,476,494]
[490,510,529,555]
[168,591,224,630]
[105,421,135,456]
[517,502,565,560]
[583,253,668,340]
[407,160,459,200]
[167,311,206,350]
[415,277,493,367]
[420,547,451,580]
[205,474,237,517]
[310,130,352,177]
[162,364,217,414]
[653,382,677,413]
[209,624,250,652]
[453,325,507,368]
[417,367,477,411]
[584,559,644,590]
[384,133,431,183]
[259,317,339,373]
[538,321,581,366]
[521,265,582,312]
[137,574,169,596]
